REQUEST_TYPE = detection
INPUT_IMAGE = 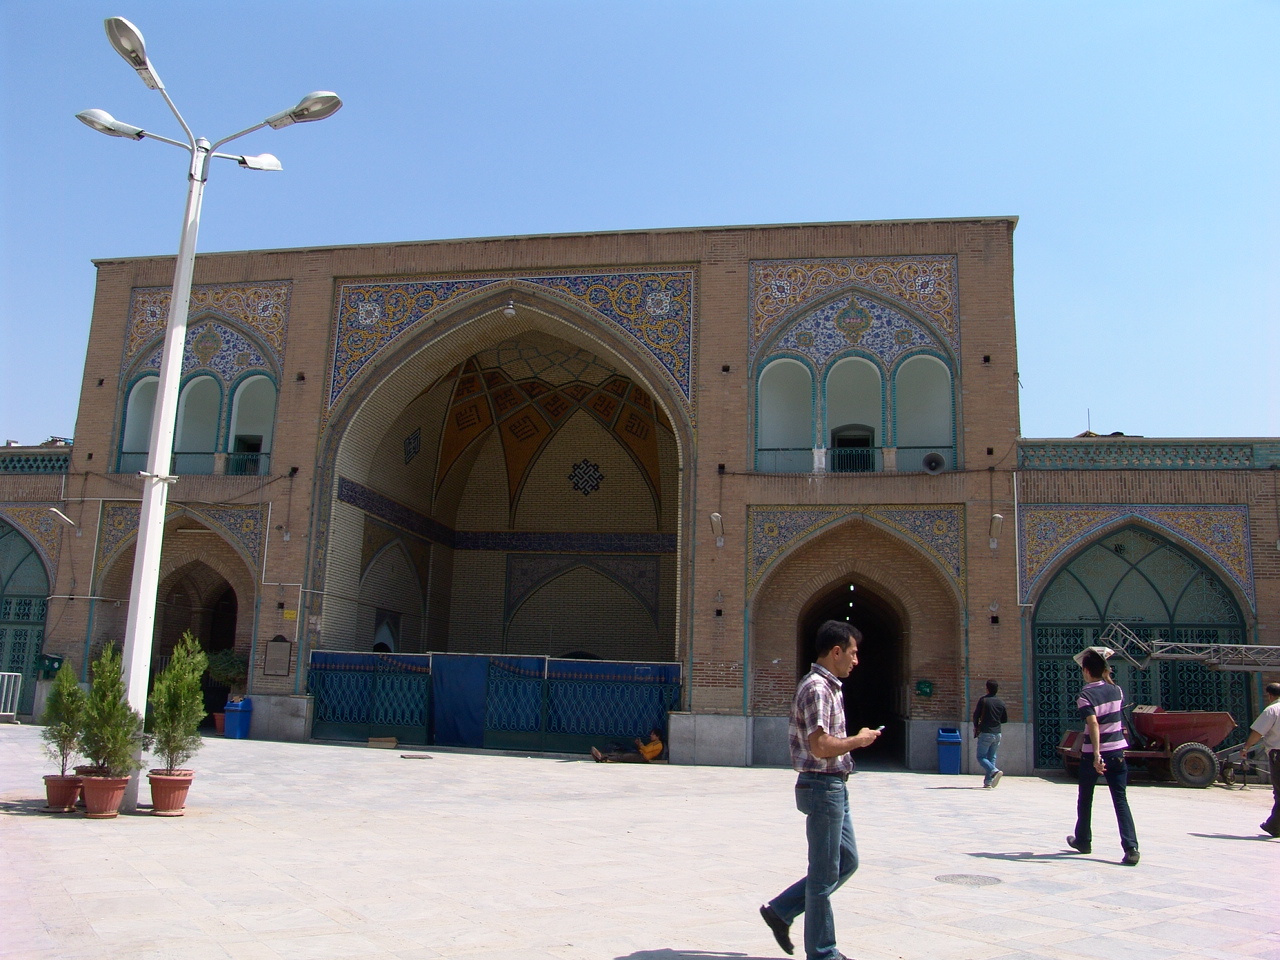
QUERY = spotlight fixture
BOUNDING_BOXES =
[989,513,1004,550]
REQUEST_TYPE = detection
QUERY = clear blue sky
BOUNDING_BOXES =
[2,1,1277,444]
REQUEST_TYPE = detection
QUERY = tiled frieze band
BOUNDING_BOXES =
[329,269,696,417]
[748,504,965,594]
[1019,504,1254,609]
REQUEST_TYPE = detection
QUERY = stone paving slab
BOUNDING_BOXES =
[1,724,1276,960]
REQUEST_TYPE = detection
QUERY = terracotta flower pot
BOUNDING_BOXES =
[43,774,82,812]
[212,712,226,735]
[73,766,105,808]
[147,769,195,816]
[80,775,130,819]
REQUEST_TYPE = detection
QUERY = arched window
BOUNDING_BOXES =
[228,375,277,476]
[119,377,158,473]
[893,355,953,472]
[825,357,882,473]
[174,376,221,475]
[757,358,813,473]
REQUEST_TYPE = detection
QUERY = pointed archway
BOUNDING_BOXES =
[315,293,691,665]
[798,580,905,762]
[750,514,961,768]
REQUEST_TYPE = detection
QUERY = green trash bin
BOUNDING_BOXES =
[37,654,64,680]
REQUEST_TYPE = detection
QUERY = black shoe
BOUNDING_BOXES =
[1262,822,1280,838]
[1122,849,1140,866]
[759,904,794,956]
[1066,835,1091,854]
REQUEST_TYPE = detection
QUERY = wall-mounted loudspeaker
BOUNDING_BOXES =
[922,452,945,474]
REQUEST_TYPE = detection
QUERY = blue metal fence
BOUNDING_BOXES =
[308,651,681,753]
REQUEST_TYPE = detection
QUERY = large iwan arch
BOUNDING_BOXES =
[309,291,692,667]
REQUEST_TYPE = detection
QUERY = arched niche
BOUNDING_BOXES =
[893,354,953,470]
[228,375,277,476]
[174,375,221,475]
[119,377,158,473]
[756,357,813,473]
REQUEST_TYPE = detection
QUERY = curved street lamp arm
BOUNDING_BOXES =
[155,84,195,147]
[210,120,269,153]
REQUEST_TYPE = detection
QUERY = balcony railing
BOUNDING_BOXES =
[827,448,876,473]
[117,451,270,476]
[755,448,813,473]
[226,452,270,476]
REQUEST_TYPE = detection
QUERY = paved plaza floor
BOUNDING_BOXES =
[1,723,1276,960]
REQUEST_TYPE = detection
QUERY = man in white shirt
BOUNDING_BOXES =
[1241,682,1280,838]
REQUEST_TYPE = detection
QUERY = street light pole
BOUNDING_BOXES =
[78,18,340,810]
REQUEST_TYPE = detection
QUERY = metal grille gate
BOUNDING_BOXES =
[1032,526,1250,769]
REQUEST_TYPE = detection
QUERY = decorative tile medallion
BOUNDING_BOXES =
[95,501,268,577]
[0,505,62,582]
[766,292,940,374]
[749,256,958,362]
[329,269,696,418]
[505,553,661,625]
[568,459,604,496]
[138,320,273,382]
[1019,504,1254,609]
[747,504,965,594]
[124,282,290,372]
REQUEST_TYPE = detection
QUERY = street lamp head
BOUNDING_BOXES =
[238,153,283,172]
[104,17,162,90]
[264,91,343,129]
[76,108,145,140]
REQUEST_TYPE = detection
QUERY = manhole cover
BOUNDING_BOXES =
[934,874,1001,887]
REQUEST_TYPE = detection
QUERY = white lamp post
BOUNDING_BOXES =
[78,17,341,810]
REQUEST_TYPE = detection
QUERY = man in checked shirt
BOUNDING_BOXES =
[759,621,882,960]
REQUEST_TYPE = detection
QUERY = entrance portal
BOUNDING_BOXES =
[799,581,904,763]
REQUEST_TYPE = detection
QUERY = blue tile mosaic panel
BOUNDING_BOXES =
[0,505,62,583]
[95,502,268,578]
[329,269,697,419]
[124,282,290,373]
[749,256,958,362]
[747,504,964,594]
[1018,504,1254,610]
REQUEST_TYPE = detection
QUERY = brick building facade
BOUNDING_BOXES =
[2,218,1275,770]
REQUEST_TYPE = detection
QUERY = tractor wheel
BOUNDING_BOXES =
[1171,742,1217,788]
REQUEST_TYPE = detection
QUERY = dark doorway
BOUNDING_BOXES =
[798,580,904,764]
[209,587,237,652]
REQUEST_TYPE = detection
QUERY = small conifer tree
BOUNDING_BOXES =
[148,631,209,773]
[78,645,146,777]
[40,663,86,777]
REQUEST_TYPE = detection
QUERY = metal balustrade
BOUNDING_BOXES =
[0,673,21,722]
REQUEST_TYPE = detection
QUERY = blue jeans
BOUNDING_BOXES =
[1075,752,1138,852]
[976,732,1001,783]
[769,773,859,960]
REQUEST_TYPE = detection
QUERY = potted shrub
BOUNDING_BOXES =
[77,645,147,818]
[40,663,86,812]
[206,648,249,735]
[147,631,208,816]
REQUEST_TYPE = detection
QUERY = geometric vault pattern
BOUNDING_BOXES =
[747,503,965,594]
[1018,504,1253,610]
[0,505,62,583]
